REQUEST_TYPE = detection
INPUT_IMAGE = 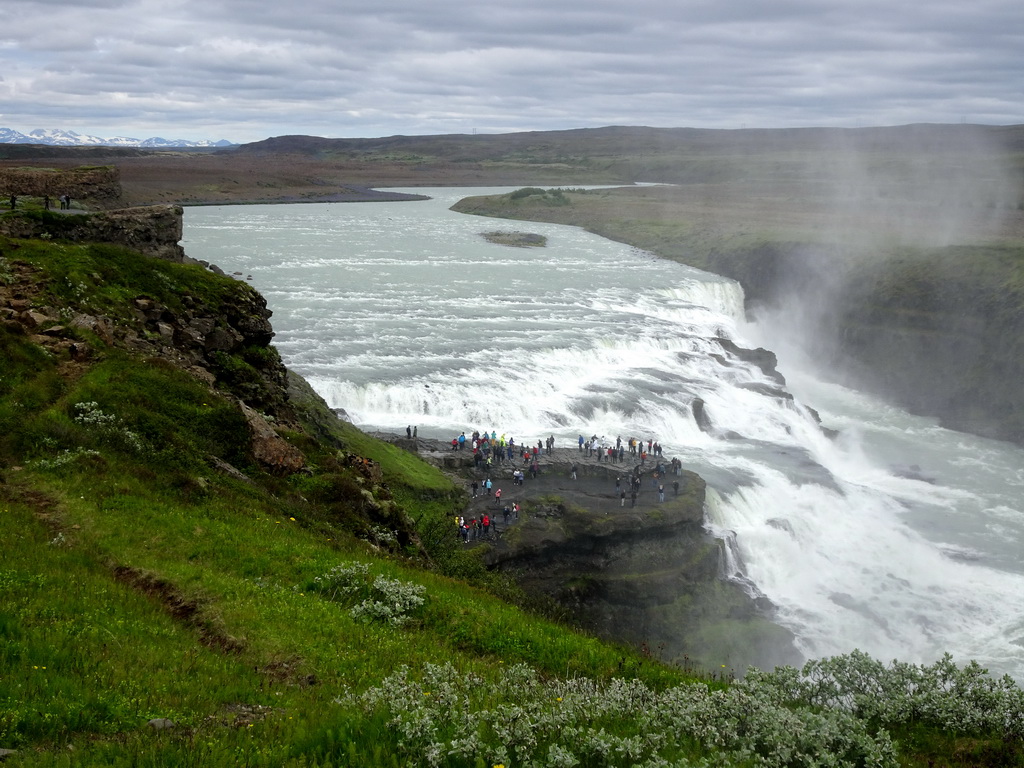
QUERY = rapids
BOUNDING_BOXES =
[183,188,1024,679]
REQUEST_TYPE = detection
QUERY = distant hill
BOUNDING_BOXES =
[234,123,1024,158]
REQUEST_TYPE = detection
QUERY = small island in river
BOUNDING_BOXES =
[482,230,547,247]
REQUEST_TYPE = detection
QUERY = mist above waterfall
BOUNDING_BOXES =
[714,126,1024,440]
[725,125,1023,307]
[805,125,1020,250]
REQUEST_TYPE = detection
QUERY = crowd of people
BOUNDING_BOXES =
[456,502,520,542]
[447,427,687,543]
[578,434,670,465]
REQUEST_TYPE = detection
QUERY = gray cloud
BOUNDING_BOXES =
[1,0,1021,142]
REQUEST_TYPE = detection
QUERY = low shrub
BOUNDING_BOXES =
[309,562,427,627]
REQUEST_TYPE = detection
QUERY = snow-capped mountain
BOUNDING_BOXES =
[0,127,234,148]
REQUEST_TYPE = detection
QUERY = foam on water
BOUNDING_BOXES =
[184,189,1024,678]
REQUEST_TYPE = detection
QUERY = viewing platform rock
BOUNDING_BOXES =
[375,433,798,672]
[372,436,708,548]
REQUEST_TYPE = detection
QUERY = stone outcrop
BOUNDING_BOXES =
[483,467,797,671]
[0,165,122,207]
[715,337,786,385]
[0,205,186,262]
[404,438,799,671]
[1,164,187,261]
[0,254,300,470]
[79,205,186,262]
[240,403,305,473]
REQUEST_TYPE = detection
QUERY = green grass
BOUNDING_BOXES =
[7,237,250,323]
[1,440,687,764]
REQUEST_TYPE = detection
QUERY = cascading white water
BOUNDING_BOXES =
[183,188,1024,679]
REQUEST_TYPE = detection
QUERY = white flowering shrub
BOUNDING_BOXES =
[32,447,101,470]
[339,660,900,768]
[72,401,118,427]
[747,650,1024,741]
[72,401,147,454]
[310,563,426,627]
[369,524,399,547]
[311,562,371,601]
[349,575,426,627]
[63,275,89,300]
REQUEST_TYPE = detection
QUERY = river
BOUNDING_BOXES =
[182,187,1024,679]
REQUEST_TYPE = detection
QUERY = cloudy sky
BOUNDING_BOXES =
[2,0,1022,143]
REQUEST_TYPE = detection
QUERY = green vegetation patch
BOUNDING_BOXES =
[481,230,547,247]
[508,186,573,206]
[7,237,248,321]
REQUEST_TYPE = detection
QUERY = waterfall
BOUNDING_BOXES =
[183,189,1024,680]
